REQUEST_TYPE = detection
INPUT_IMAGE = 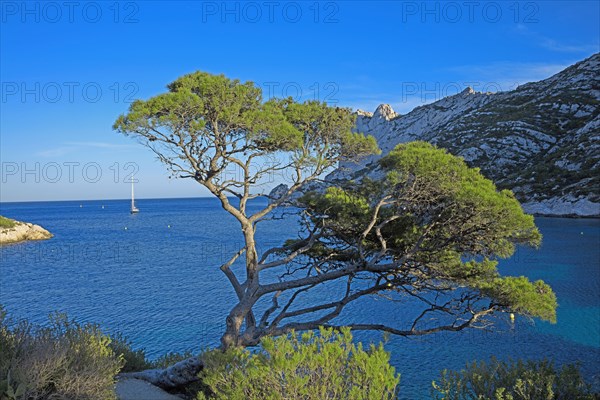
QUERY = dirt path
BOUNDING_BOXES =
[116,378,182,400]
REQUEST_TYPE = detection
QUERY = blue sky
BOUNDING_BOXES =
[1,0,598,202]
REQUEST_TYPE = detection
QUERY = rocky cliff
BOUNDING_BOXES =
[0,218,53,245]
[334,53,600,217]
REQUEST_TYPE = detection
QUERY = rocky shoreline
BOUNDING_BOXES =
[521,196,600,218]
[0,218,53,245]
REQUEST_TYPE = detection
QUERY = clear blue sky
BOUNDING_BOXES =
[1,0,598,202]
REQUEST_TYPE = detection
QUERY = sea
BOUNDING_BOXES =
[1,197,599,399]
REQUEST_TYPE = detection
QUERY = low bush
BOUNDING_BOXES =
[432,357,596,400]
[108,333,196,372]
[0,306,123,400]
[108,332,152,373]
[197,327,400,400]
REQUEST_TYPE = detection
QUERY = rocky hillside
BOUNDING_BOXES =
[335,53,599,217]
[0,217,53,245]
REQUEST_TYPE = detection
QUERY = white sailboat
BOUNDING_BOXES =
[130,175,139,214]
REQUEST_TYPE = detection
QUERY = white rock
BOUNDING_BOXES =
[0,219,53,245]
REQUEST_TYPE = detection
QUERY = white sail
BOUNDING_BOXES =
[130,175,139,213]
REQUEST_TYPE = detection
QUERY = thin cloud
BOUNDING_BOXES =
[444,61,571,89]
[540,38,598,53]
[36,147,76,157]
[514,24,599,54]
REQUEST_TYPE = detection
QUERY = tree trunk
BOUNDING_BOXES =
[119,356,203,390]
[220,297,260,349]
[220,312,245,349]
[219,223,261,349]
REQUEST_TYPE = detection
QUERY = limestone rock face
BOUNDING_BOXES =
[268,183,290,201]
[373,104,398,121]
[0,220,53,245]
[332,53,600,217]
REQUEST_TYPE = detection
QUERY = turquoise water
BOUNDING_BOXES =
[1,198,599,398]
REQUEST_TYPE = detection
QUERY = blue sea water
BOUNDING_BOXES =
[1,197,599,399]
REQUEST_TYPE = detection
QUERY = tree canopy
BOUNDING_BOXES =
[114,71,556,349]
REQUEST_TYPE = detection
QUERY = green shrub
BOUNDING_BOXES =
[0,216,16,229]
[109,333,195,372]
[432,357,595,400]
[197,327,400,400]
[109,332,151,372]
[0,306,123,400]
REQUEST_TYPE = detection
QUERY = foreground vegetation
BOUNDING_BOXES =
[1,307,597,400]
[0,307,122,399]
[433,358,596,400]
[197,328,399,400]
[0,307,194,400]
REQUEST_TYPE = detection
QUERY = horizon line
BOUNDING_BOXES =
[0,195,272,204]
